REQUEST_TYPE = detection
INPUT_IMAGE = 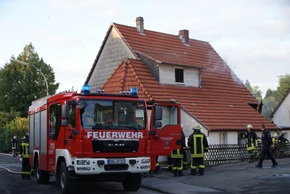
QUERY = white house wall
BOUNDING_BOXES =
[272,92,290,128]
[208,133,220,144]
[88,27,136,91]
[227,132,238,144]
[208,132,238,145]
[159,64,200,87]
[181,109,209,145]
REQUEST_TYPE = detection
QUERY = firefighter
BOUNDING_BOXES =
[20,135,31,180]
[187,125,209,176]
[11,136,18,157]
[243,124,258,163]
[278,132,289,143]
[170,125,186,177]
[154,156,162,174]
[272,133,279,151]
[167,153,172,172]
[256,123,278,168]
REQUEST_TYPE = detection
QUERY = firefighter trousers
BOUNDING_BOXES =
[21,158,31,179]
[172,157,183,176]
[190,157,205,175]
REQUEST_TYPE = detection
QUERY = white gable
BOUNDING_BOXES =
[272,92,290,128]
[88,27,135,91]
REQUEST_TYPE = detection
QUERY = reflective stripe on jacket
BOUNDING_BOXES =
[171,149,184,159]
[188,132,209,158]
[21,143,29,158]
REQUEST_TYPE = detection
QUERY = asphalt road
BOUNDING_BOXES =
[0,153,160,194]
[2,152,290,194]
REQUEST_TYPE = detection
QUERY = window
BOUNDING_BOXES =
[49,103,61,139]
[158,106,178,128]
[175,68,184,83]
[80,99,146,130]
[219,132,227,144]
[68,104,76,128]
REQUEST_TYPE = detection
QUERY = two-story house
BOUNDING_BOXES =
[85,17,277,144]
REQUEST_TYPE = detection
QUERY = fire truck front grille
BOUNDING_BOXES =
[92,140,139,153]
[104,164,129,171]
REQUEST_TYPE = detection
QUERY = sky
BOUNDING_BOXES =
[1,0,289,97]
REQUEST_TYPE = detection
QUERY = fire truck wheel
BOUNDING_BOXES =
[60,161,77,194]
[35,159,50,184]
[122,173,142,191]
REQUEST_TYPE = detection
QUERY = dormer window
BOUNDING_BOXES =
[175,68,184,83]
[159,63,200,87]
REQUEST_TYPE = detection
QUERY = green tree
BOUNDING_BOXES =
[0,111,21,128]
[261,74,290,119]
[0,117,28,153]
[244,79,262,100]
[276,74,290,101]
[265,89,274,98]
[0,43,59,117]
[262,96,279,119]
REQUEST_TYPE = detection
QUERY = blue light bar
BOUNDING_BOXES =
[130,87,138,96]
[81,85,90,93]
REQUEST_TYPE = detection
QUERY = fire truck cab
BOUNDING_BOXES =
[28,86,181,194]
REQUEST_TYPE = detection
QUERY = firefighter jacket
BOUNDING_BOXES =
[170,130,186,158]
[171,130,186,159]
[187,131,209,158]
[243,130,257,151]
[272,137,279,145]
[20,142,29,159]
[261,129,272,148]
[11,138,18,150]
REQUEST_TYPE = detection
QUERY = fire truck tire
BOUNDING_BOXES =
[35,159,50,184]
[60,161,77,194]
[122,173,142,191]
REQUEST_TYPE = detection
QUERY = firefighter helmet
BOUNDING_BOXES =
[193,125,202,132]
[247,124,252,129]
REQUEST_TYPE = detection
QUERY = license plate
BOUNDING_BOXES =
[108,158,126,164]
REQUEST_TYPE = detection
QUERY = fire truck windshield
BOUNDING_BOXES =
[80,99,146,130]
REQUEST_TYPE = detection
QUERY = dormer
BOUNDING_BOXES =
[137,51,202,88]
[159,63,202,87]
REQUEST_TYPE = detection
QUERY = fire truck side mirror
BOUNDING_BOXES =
[154,120,162,128]
[61,104,69,127]
[61,120,68,127]
[154,106,162,120]
[62,104,69,119]
[153,106,162,129]
[77,101,87,109]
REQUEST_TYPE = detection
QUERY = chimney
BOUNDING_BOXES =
[136,16,144,34]
[179,29,189,44]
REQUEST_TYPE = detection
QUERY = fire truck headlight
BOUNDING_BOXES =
[141,159,150,164]
[76,160,90,165]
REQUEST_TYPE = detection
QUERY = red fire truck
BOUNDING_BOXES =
[28,85,181,194]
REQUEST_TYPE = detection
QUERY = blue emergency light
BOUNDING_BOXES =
[81,85,91,93]
[130,87,138,96]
